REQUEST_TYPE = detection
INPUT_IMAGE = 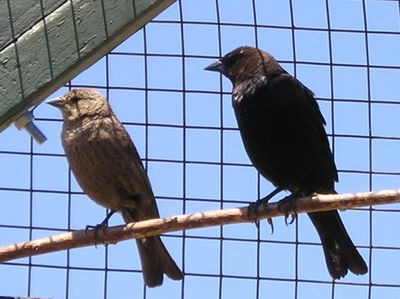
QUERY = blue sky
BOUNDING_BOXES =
[1,0,400,298]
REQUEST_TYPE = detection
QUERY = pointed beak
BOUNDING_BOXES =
[204,60,224,73]
[47,97,64,108]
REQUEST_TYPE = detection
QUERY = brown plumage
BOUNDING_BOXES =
[48,88,183,287]
[205,46,367,279]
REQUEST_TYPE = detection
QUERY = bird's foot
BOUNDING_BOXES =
[248,188,283,232]
[278,194,299,226]
[248,198,267,222]
[85,222,108,238]
[85,210,115,238]
[248,200,274,232]
[248,198,273,231]
[248,187,283,219]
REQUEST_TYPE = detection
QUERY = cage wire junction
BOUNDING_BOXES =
[1,0,400,298]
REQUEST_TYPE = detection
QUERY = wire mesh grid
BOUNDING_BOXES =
[1,0,400,298]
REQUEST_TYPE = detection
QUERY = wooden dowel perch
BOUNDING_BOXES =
[1,189,400,263]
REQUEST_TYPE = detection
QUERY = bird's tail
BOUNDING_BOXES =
[136,236,183,287]
[308,210,368,279]
[122,207,183,287]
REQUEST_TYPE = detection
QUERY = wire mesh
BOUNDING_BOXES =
[1,0,400,298]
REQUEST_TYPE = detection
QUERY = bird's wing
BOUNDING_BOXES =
[107,116,160,219]
[267,73,339,183]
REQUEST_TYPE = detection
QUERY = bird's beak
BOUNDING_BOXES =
[47,97,64,108]
[204,60,224,73]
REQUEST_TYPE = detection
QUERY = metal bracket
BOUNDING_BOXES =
[14,110,47,144]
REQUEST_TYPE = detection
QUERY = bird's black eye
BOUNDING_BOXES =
[70,96,79,104]
[223,51,243,69]
[222,55,236,68]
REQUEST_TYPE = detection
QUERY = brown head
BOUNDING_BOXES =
[47,88,112,123]
[204,46,284,84]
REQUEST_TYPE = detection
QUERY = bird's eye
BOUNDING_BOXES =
[70,96,79,104]
[224,55,237,68]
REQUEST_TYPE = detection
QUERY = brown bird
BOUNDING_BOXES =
[48,88,183,287]
[205,46,368,279]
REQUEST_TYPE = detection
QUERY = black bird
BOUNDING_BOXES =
[205,46,367,279]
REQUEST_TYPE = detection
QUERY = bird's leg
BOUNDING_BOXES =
[85,210,116,236]
[248,187,284,230]
[277,193,301,226]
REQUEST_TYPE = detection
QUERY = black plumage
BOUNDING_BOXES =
[205,46,367,279]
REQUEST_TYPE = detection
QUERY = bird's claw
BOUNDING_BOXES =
[248,188,283,223]
[84,210,114,238]
[248,198,271,230]
[85,223,108,238]
[278,194,298,226]
[248,198,275,234]
[267,218,274,234]
[248,199,266,221]
[285,214,297,226]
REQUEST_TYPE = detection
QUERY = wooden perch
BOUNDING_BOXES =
[1,189,400,263]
